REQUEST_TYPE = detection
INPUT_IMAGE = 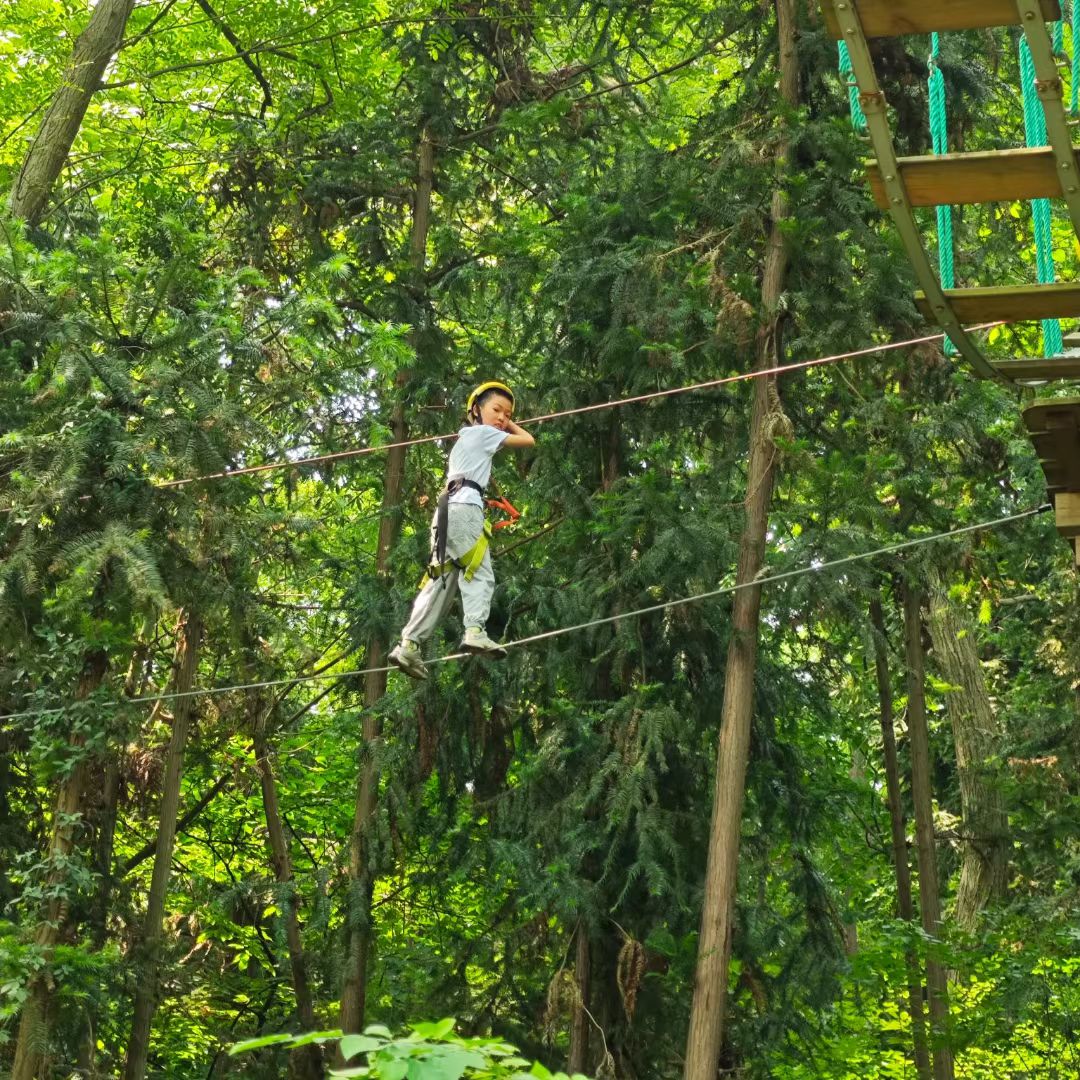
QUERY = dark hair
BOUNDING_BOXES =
[470,386,514,421]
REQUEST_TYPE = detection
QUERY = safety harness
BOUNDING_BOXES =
[422,475,520,589]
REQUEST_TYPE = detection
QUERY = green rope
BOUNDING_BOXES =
[1073,1,1080,116]
[1054,18,1066,56]
[838,41,867,131]
[1020,37,1064,356]
[928,34,957,355]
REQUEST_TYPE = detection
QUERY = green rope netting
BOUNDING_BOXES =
[837,41,867,131]
[928,33,958,356]
[1020,35,1064,356]
[1072,2,1080,116]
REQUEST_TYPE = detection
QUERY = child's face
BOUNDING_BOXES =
[477,392,514,431]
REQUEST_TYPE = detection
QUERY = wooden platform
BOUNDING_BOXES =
[867,148,1077,210]
[993,357,1080,382]
[1023,398,1080,562]
[915,283,1080,324]
[823,0,1061,40]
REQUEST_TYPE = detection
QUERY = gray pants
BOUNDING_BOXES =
[400,503,495,644]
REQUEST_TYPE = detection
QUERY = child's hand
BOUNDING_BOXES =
[501,419,535,450]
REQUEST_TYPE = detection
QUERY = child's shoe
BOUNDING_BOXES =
[460,626,508,658]
[388,639,428,680]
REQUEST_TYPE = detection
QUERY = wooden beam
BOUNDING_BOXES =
[822,0,1061,40]
[1024,398,1080,493]
[915,283,1080,324]
[992,357,1080,381]
[1055,492,1080,537]
[867,148,1077,210]
[1021,396,1080,430]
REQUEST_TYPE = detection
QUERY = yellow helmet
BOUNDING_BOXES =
[465,380,515,421]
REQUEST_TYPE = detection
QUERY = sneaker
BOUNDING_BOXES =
[460,626,508,659]
[388,640,428,680]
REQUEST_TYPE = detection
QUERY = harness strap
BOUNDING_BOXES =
[425,475,491,590]
[421,520,493,590]
[433,475,485,571]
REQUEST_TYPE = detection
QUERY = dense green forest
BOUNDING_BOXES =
[1,0,1079,1077]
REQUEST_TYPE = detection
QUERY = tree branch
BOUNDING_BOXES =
[119,771,231,876]
[193,0,273,118]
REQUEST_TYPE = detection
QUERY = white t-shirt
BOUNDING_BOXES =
[446,424,509,505]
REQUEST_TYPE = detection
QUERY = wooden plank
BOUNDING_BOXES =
[822,0,1061,40]
[992,357,1080,381]
[1054,492,1080,537]
[915,283,1080,324]
[1022,396,1080,433]
[1024,398,1080,494]
[1029,439,1080,492]
[866,148,1076,210]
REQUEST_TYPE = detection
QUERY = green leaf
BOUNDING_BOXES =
[291,1029,345,1047]
[422,1048,487,1080]
[376,1060,409,1080]
[410,1018,456,1040]
[341,1034,386,1061]
[228,1032,295,1055]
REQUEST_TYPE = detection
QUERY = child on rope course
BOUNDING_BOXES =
[388,380,534,680]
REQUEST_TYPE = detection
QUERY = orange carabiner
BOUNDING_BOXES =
[486,494,521,530]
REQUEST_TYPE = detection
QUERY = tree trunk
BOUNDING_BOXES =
[124,610,204,1080]
[682,4,794,1075]
[8,0,136,226]
[339,128,434,1034]
[869,597,932,1080]
[250,691,322,1080]
[901,586,955,1080]
[0,723,21,906]
[568,924,591,1074]
[926,584,1009,930]
[76,752,123,1078]
[88,635,151,952]
[682,5,797,1075]
[11,648,109,1080]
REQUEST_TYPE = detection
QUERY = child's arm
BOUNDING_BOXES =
[500,419,535,450]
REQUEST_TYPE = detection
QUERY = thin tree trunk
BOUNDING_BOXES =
[842,749,865,956]
[870,597,932,1080]
[76,750,124,1078]
[87,636,151,952]
[926,584,1009,930]
[11,648,109,1080]
[683,5,797,1075]
[339,128,434,1033]
[8,0,136,226]
[568,924,591,1074]
[124,610,204,1080]
[901,586,955,1080]
[0,724,15,905]
[250,691,322,1080]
